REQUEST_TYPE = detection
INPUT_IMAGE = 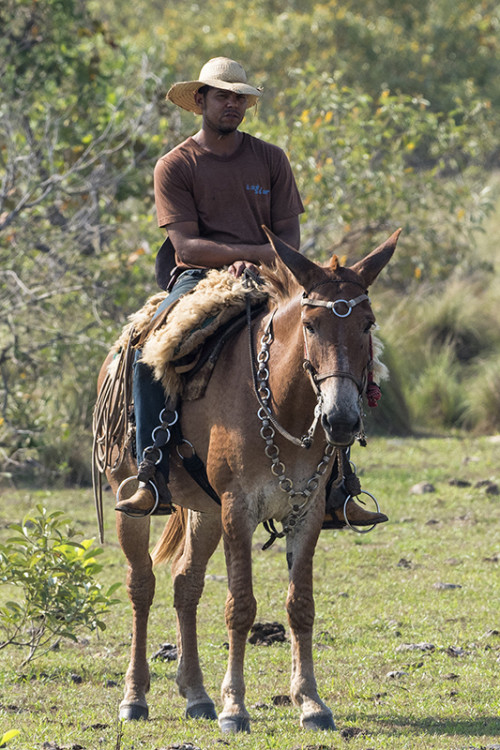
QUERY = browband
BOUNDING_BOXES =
[301,293,370,318]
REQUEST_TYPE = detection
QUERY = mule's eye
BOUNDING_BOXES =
[364,320,375,334]
[304,321,315,334]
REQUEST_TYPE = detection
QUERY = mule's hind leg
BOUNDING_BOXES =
[116,514,155,720]
[286,515,336,731]
[172,509,222,720]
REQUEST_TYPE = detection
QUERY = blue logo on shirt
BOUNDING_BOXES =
[246,184,270,196]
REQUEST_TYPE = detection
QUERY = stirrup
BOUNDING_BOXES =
[343,490,381,534]
[116,476,160,517]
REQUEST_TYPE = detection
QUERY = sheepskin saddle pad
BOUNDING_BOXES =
[111,269,269,400]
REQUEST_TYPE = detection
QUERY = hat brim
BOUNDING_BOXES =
[166,79,262,114]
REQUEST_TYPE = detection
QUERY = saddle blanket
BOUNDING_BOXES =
[110,269,269,399]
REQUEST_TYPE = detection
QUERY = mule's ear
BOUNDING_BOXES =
[350,229,401,288]
[263,226,324,291]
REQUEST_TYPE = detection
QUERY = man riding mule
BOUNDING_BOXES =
[94,222,401,730]
[114,56,385,528]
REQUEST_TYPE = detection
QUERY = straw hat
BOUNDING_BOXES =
[166,57,262,114]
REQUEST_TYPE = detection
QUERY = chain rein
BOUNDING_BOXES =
[253,316,336,534]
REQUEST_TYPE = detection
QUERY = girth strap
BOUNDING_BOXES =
[171,422,221,506]
[179,450,222,506]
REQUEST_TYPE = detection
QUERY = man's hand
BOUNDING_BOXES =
[227,260,261,278]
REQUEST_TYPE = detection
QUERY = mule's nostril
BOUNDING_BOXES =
[322,412,361,445]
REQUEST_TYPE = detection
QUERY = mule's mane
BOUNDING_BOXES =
[259,259,302,304]
[259,258,363,306]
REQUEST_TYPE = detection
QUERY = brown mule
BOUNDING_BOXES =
[96,228,400,731]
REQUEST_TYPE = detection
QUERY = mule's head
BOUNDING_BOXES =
[264,227,400,446]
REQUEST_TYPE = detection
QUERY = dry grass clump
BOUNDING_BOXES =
[376,271,500,434]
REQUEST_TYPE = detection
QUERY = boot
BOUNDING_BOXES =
[334,498,388,527]
[322,498,388,529]
[115,477,172,517]
[324,451,388,530]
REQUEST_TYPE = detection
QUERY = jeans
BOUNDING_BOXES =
[133,269,206,477]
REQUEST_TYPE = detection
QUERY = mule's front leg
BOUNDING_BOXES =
[116,514,155,721]
[286,518,336,731]
[219,513,256,733]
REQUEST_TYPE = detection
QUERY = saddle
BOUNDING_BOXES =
[110,268,268,401]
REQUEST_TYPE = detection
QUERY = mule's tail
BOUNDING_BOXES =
[151,508,187,566]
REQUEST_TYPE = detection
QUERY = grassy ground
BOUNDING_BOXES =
[0,435,499,750]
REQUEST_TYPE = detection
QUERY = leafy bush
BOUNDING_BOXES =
[0,505,120,665]
[2,0,500,477]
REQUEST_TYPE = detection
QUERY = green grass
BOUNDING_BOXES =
[1,435,499,749]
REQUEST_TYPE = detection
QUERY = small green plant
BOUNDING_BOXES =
[0,505,120,665]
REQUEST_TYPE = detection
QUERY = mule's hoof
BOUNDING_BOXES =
[302,712,336,731]
[219,716,251,734]
[186,701,218,720]
[119,703,149,721]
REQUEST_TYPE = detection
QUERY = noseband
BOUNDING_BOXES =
[301,289,370,394]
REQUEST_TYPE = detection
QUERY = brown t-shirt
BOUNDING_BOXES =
[154,133,304,248]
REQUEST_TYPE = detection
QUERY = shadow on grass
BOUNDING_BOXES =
[345,713,500,738]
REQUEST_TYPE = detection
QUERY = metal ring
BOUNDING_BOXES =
[260,425,275,441]
[331,299,352,318]
[116,476,160,517]
[151,425,171,447]
[159,408,179,427]
[142,445,163,465]
[257,406,270,421]
[265,443,280,459]
[116,475,138,502]
[258,386,271,401]
[270,461,286,477]
[343,490,381,534]
[279,477,294,493]
[306,478,319,492]
[176,439,195,460]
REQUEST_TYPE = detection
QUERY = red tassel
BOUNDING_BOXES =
[366,381,381,407]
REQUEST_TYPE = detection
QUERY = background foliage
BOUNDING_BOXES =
[1,0,500,480]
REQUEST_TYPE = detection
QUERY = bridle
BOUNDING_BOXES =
[301,287,371,397]
[248,282,374,450]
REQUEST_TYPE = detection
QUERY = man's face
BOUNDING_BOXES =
[196,87,248,135]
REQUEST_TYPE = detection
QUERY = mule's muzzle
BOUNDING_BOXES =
[321,412,361,446]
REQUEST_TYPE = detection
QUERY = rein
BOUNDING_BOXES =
[247,303,319,449]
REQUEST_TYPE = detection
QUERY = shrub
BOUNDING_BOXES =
[0,505,120,665]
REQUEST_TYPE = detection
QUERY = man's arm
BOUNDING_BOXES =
[167,215,300,272]
[272,215,301,252]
